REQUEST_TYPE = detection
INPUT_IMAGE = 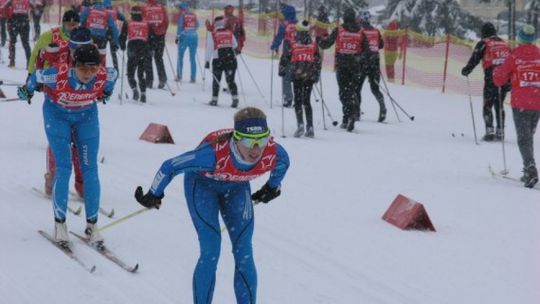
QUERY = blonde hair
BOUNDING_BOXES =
[234,107,266,123]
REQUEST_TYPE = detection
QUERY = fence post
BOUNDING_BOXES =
[401,27,408,86]
[442,33,451,93]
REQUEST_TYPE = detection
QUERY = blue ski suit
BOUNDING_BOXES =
[270,5,297,106]
[148,132,290,304]
[80,4,119,46]
[26,66,117,222]
[176,7,199,81]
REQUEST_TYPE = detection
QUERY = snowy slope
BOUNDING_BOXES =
[0,39,539,304]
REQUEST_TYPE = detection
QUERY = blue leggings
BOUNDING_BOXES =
[184,174,256,304]
[177,37,198,81]
[43,101,100,222]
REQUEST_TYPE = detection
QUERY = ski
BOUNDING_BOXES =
[68,191,115,218]
[70,231,139,273]
[488,165,540,190]
[38,230,96,273]
[31,187,82,215]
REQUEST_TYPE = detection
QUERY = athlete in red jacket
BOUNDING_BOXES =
[493,25,540,188]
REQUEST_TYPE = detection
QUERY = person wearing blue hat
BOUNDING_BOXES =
[134,107,290,304]
[270,4,298,107]
[79,0,120,67]
[494,25,540,188]
[175,2,199,83]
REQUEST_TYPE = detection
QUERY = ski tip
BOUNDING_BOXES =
[130,263,139,273]
[74,206,82,215]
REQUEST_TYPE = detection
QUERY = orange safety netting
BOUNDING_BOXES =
[42,3,505,96]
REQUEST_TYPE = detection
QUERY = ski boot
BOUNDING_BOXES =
[132,88,139,101]
[231,97,239,108]
[522,165,538,188]
[140,92,146,103]
[378,107,387,123]
[305,126,314,138]
[85,222,105,250]
[346,118,355,132]
[482,127,495,142]
[209,97,218,106]
[54,220,69,248]
[8,58,15,68]
[158,81,165,89]
[294,123,305,137]
[493,128,504,141]
[283,100,292,108]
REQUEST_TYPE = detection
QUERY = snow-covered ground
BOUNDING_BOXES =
[0,38,539,304]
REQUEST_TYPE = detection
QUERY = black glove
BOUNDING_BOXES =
[204,61,210,69]
[175,38,179,45]
[120,44,126,51]
[17,85,33,104]
[98,91,112,104]
[134,186,163,209]
[461,66,472,77]
[251,183,281,204]
[234,48,241,55]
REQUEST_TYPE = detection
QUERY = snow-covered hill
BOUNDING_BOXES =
[0,40,539,304]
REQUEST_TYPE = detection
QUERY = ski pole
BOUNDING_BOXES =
[0,97,21,102]
[498,88,509,175]
[281,92,286,137]
[375,75,401,122]
[313,83,338,126]
[238,53,267,102]
[380,75,414,121]
[236,61,247,106]
[119,50,125,104]
[319,78,327,129]
[98,207,151,232]
[0,81,24,86]
[195,50,205,90]
[312,81,327,130]
[466,77,480,145]
[164,45,180,90]
[270,51,275,109]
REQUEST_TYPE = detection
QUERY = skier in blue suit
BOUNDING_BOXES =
[18,44,118,248]
[135,107,290,304]
[79,0,120,59]
[270,4,298,107]
[176,2,199,82]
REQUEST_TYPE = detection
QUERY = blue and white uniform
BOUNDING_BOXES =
[149,131,289,304]
[26,66,117,222]
[176,6,199,82]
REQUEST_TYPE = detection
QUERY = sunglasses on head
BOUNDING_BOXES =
[75,63,99,74]
[233,130,270,149]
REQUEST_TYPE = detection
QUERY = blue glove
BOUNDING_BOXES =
[17,85,33,104]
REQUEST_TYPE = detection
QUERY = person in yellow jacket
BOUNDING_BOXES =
[27,9,80,74]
